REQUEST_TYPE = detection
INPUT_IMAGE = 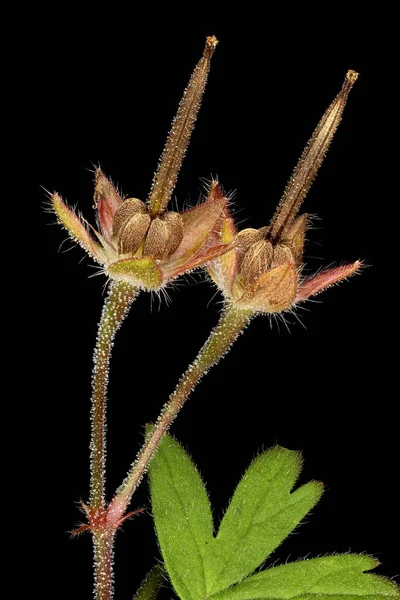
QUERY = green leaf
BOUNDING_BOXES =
[207,554,400,599]
[204,446,323,594]
[149,437,397,600]
[133,565,164,600]
[148,433,214,600]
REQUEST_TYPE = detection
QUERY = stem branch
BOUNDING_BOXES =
[90,281,138,509]
[92,531,116,600]
[89,281,138,600]
[109,305,252,521]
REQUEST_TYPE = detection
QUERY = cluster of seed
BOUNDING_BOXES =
[112,199,184,259]
[235,215,306,286]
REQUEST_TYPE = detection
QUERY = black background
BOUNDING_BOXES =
[23,6,397,599]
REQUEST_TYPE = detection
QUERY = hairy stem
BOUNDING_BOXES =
[93,531,115,600]
[90,281,139,510]
[108,305,252,522]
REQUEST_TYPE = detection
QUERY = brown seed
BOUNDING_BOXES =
[271,244,294,268]
[236,226,268,256]
[236,228,262,253]
[240,239,273,285]
[144,217,171,259]
[162,211,184,255]
[118,212,151,254]
[113,198,147,237]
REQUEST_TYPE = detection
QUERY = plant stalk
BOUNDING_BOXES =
[93,531,116,600]
[90,280,139,509]
[89,280,138,600]
[108,305,252,522]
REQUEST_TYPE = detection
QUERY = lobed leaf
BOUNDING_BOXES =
[204,446,323,594]
[133,565,164,600]
[208,554,400,600]
[149,434,214,600]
